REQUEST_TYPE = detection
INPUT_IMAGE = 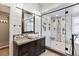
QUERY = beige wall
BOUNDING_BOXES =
[0,4,10,47]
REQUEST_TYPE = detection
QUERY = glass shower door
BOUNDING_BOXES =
[50,9,66,54]
[42,4,79,56]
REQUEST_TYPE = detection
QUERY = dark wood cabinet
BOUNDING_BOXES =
[13,37,45,56]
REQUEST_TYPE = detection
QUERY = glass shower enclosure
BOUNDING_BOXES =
[41,3,79,56]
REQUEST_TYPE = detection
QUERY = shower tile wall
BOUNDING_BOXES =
[51,17,58,41]
[60,17,65,42]
[50,16,65,54]
[51,17,65,42]
[42,15,51,47]
[42,13,66,54]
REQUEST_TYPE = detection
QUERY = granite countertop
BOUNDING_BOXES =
[14,36,44,46]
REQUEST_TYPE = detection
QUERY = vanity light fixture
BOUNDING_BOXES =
[0,20,8,23]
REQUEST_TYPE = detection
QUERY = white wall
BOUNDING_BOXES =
[35,15,41,35]
[9,4,23,56]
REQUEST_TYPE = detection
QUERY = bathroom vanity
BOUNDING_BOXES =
[13,34,45,56]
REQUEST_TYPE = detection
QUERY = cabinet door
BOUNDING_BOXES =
[19,43,30,56]
[27,42,35,56]
[34,40,41,55]
[34,38,45,55]
[40,38,45,52]
[19,42,35,56]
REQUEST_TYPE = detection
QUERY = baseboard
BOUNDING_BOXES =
[0,45,9,49]
[45,46,65,56]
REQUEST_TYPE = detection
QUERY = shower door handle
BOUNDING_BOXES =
[65,11,68,14]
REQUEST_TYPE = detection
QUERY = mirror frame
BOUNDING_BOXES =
[22,9,35,33]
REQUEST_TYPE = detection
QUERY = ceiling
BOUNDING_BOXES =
[39,3,66,13]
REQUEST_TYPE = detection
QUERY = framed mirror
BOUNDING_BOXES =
[22,9,35,33]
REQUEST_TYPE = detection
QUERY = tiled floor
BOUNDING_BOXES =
[0,48,61,56]
[40,50,61,56]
